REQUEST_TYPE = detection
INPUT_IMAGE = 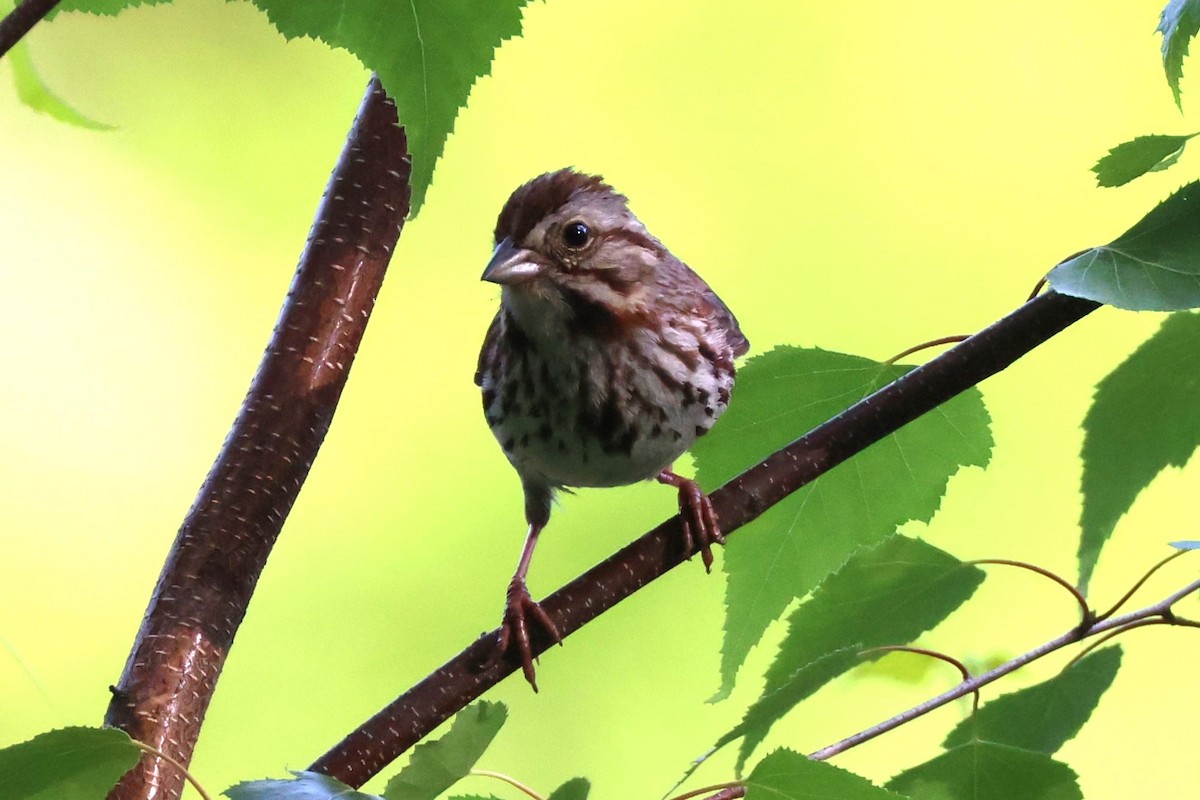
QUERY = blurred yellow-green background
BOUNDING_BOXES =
[2,0,1199,797]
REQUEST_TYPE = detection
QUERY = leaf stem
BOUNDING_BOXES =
[858,645,978,711]
[470,769,546,800]
[883,336,970,365]
[1061,618,1169,670]
[129,741,214,800]
[807,576,1200,761]
[669,782,745,800]
[1095,549,1188,621]
[968,559,1092,625]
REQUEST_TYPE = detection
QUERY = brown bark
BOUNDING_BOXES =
[105,76,411,800]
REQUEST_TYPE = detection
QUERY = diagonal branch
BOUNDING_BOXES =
[309,289,1101,787]
[0,0,59,58]
[807,575,1200,761]
[104,76,410,800]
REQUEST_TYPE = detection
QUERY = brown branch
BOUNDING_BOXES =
[104,76,410,800]
[309,289,1101,787]
[0,0,59,58]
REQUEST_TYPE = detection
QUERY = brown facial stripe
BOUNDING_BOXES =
[602,227,664,256]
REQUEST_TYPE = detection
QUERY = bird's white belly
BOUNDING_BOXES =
[482,335,731,490]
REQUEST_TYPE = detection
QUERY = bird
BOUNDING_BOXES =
[475,168,749,689]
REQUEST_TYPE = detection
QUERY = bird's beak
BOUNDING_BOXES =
[482,238,544,284]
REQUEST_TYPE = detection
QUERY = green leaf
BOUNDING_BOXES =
[48,0,171,17]
[6,40,113,130]
[1047,182,1200,310]
[42,0,528,211]
[692,346,993,700]
[547,777,590,800]
[720,648,861,775]
[1158,0,1200,108]
[1077,312,1200,588]
[744,749,904,800]
[384,701,508,800]
[1092,134,1194,187]
[227,771,383,800]
[247,0,532,215]
[943,647,1122,753]
[887,742,1082,800]
[0,727,141,800]
[719,536,985,771]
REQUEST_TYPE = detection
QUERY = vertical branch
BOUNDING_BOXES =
[105,76,411,800]
[0,0,60,58]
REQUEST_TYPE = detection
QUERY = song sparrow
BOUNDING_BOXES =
[476,169,749,689]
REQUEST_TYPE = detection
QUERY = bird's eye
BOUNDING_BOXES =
[562,221,591,249]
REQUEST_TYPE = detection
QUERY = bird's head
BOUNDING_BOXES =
[482,169,665,340]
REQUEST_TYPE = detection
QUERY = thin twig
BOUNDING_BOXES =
[309,290,1101,788]
[469,769,546,800]
[0,0,59,58]
[1026,277,1047,301]
[1096,549,1188,621]
[859,645,978,711]
[969,559,1092,625]
[807,576,1200,761]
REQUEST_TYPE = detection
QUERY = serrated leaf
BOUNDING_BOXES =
[1092,134,1194,187]
[384,701,507,800]
[887,742,1082,800]
[943,647,1121,753]
[744,749,904,800]
[1077,312,1200,588]
[720,648,861,775]
[1158,0,1200,108]
[719,536,985,771]
[1047,182,1200,310]
[1171,539,1200,549]
[246,0,532,215]
[0,727,141,800]
[227,771,383,800]
[47,0,170,18]
[548,777,590,800]
[692,346,993,700]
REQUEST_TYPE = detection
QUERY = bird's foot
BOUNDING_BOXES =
[657,470,725,572]
[494,577,561,691]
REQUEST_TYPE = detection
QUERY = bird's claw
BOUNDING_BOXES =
[494,577,561,691]
[659,471,724,572]
[678,482,724,572]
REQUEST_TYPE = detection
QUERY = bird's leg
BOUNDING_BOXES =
[656,468,724,572]
[494,520,561,691]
